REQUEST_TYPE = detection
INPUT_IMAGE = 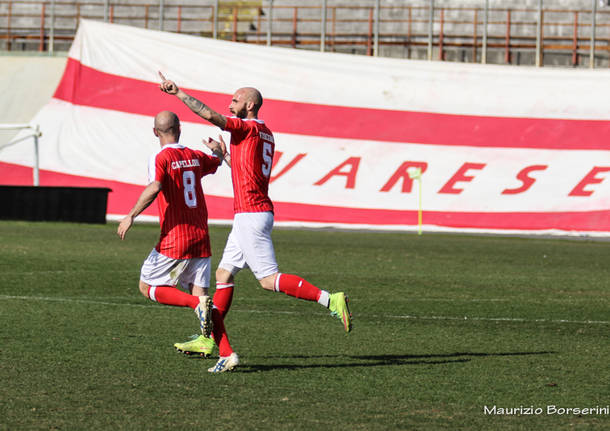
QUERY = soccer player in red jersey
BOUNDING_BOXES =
[159,74,352,373]
[117,111,228,355]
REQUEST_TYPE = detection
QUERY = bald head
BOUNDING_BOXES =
[239,87,263,112]
[153,111,181,143]
[230,87,263,118]
[154,111,180,132]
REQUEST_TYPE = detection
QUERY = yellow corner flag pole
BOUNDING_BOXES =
[408,167,423,235]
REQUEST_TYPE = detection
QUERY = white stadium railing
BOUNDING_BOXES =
[0,124,42,186]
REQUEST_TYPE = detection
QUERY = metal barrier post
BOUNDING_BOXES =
[536,0,543,67]
[572,11,579,66]
[438,8,444,60]
[505,9,511,63]
[291,7,297,48]
[374,0,380,56]
[7,1,11,51]
[320,0,327,52]
[49,0,55,54]
[39,4,46,52]
[267,0,274,46]
[159,0,165,31]
[472,9,478,61]
[590,0,597,68]
[213,0,219,39]
[232,6,238,41]
[367,8,373,55]
[427,0,434,60]
[482,0,488,64]
[104,0,109,22]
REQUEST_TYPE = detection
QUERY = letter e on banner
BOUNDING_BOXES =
[569,167,610,196]
[439,162,486,194]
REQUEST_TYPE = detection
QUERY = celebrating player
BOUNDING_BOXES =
[117,110,228,352]
[159,73,352,373]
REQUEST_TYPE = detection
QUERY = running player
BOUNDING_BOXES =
[117,110,227,353]
[159,74,352,373]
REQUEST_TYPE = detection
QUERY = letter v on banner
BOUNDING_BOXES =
[270,151,307,183]
[407,167,423,235]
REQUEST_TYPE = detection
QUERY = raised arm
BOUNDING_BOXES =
[158,72,227,129]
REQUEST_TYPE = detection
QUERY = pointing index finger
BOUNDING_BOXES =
[158,71,167,81]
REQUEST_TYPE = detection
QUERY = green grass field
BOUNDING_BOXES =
[0,220,609,430]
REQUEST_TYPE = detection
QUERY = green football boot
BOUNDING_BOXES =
[329,292,352,333]
[174,334,215,357]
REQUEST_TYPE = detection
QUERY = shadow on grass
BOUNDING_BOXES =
[233,351,556,373]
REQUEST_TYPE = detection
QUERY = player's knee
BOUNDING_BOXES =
[138,281,150,298]
[259,274,277,291]
[215,267,233,283]
[191,284,208,297]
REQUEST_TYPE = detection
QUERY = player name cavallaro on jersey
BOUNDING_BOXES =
[171,159,201,170]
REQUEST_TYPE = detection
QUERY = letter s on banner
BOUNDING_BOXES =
[502,165,548,195]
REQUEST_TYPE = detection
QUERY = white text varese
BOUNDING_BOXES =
[171,159,200,170]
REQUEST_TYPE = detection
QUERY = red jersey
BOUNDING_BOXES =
[149,143,221,259]
[223,117,274,213]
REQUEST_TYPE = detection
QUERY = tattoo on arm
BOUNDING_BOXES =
[183,95,208,117]
[179,91,226,128]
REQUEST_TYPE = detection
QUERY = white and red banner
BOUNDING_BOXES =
[1,20,609,234]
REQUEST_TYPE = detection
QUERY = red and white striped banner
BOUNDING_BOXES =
[2,20,609,234]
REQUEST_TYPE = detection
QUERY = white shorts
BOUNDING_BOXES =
[140,248,211,290]
[218,211,279,280]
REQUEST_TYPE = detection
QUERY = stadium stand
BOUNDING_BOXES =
[0,0,608,67]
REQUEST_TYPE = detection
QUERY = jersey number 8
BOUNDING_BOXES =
[182,170,197,208]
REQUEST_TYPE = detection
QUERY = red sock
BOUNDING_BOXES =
[211,282,234,357]
[213,283,234,318]
[148,285,199,309]
[275,273,321,302]
[212,309,233,357]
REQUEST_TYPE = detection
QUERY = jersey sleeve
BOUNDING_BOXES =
[153,152,168,183]
[223,117,253,143]
[148,152,158,183]
[198,152,222,176]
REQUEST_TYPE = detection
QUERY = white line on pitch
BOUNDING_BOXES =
[1,295,608,325]
[383,314,610,325]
